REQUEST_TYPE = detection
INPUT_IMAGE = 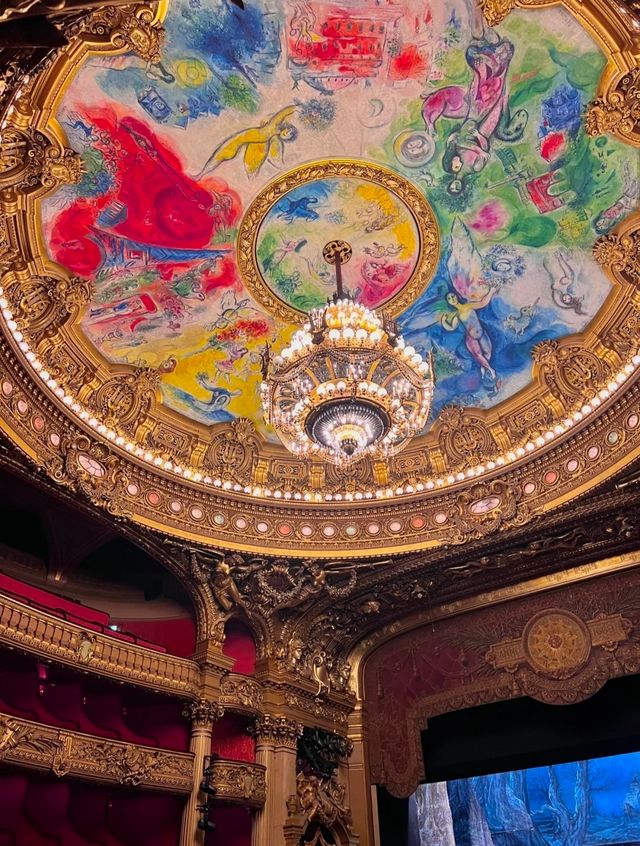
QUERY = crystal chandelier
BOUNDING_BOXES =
[260,240,434,466]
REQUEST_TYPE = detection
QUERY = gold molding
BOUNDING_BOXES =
[0,591,201,697]
[0,712,193,792]
[236,159,440,324]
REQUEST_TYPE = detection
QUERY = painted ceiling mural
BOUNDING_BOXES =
[41,0,638,438]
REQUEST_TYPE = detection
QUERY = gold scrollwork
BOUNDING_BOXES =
[586,68,640,143]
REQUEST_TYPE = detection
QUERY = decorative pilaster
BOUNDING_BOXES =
[249,716,303,846]
[179,699,225,846]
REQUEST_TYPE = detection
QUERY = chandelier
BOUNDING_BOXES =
[260,240,434,466]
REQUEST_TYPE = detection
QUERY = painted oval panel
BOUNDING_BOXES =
[38,0,637,440]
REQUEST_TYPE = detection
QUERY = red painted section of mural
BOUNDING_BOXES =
[48,112,240,279]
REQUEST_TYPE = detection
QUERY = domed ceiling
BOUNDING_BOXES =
[0,0,638,555]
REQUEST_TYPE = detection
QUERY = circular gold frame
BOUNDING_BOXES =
[236,160,440,324]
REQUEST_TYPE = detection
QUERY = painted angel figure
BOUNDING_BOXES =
[196,105,298,178]
[405,219,499,392]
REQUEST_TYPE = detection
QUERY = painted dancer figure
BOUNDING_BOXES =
[421,15,527,194]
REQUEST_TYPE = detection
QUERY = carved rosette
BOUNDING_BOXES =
[249,715,303,748]
[485,609,633,701]
[182,698,225,728]
[586,68,640,143]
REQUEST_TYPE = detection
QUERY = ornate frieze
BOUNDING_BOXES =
[0,592,200,696]
[219,674,264,713]
[182,698,225,728]
[0,713,193,792]
[208,758,267,807]
[249,715,303,747]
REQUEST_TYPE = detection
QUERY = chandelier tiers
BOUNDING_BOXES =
[260,240,435,467]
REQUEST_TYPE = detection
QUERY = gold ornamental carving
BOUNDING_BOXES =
[203,418,259,484]
[0,592,200,695]
[45,434,127,516]
[448,479,530,543]
[0,126,83,194]
[478,0,516,26]
[249,715,303,747]
[285,773,358,845]
[0,712,193,793]
[89,367,160,434]
[182,698,225,728]
[436,407,496,469]
[208,758,267,807]
[3,273,91,344]
[67,3,165,63]
[485,609,632,679]
[523,610,591,678]
[237,159,440,324]
[586,68,640,143]
[532,340,610,406]
[220,674,263,712]
[593,228,640,287]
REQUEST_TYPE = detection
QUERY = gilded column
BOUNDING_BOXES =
[179,698,225,846]
[250,715,303,846]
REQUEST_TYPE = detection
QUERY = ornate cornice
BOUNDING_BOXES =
[182,698,224,728]
[0,591,200,696]
[249,715,303,748]
[208,758,267,807]
[0,712,193,792]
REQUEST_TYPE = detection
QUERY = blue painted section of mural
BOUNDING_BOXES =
[410,751,640,846]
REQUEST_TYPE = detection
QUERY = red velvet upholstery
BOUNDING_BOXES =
[222,620,256,675]
[0,573,109,625]
[207,806,252,846]
[0,572,170,653]
[0,772,184,846]
[111,617,196,657]
[0,652,190,751]
[212,713,256,763]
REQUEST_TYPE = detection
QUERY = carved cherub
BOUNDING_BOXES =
[212,559,244,611]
